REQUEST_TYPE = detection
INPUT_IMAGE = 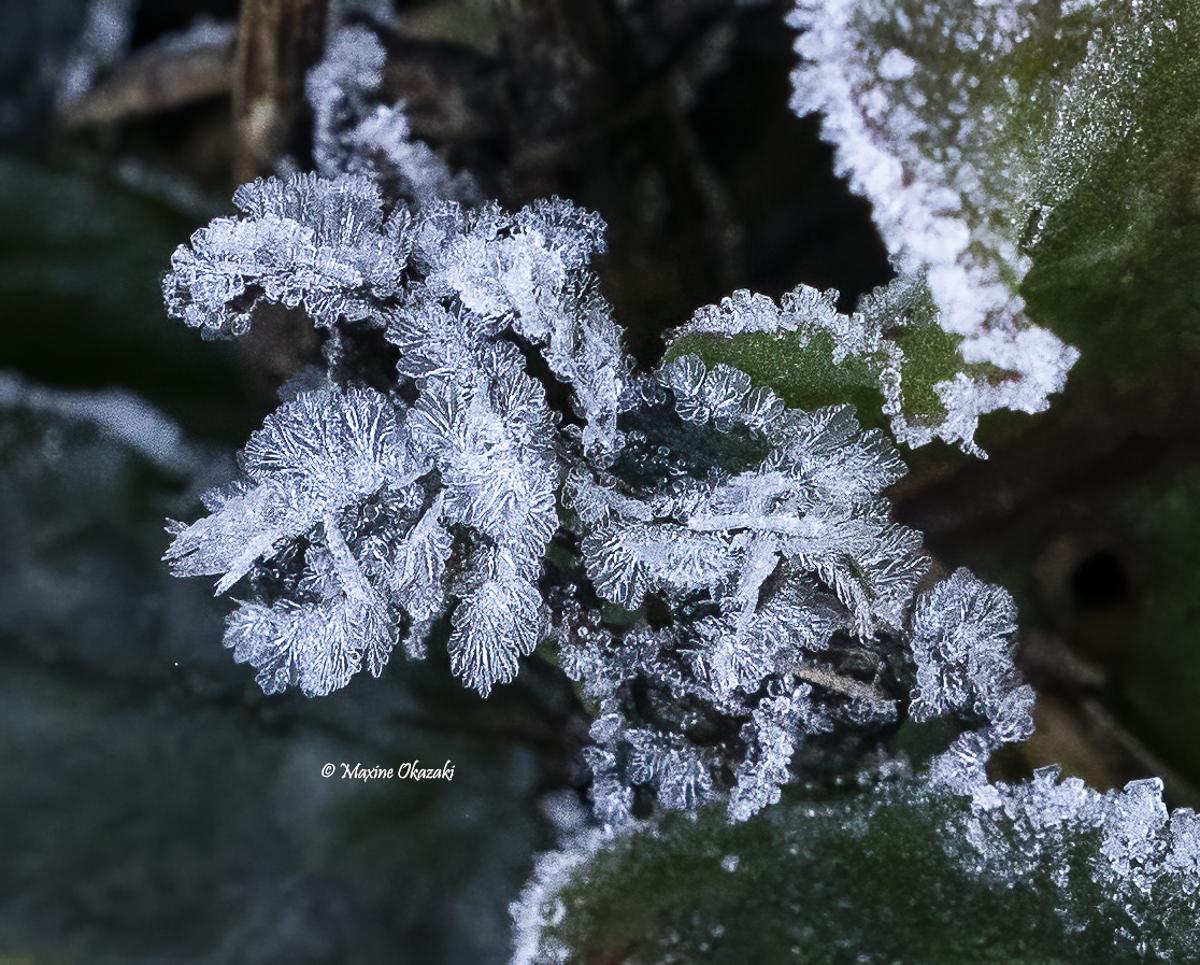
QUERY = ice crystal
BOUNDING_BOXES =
[163,174,407,335]
[397,199,627,456]
[668,274,1066,455]
[788,0,1106,445]
[165,386,415,694]
[164,164,1044,822]
[162,166,630,698]
[928,734,1200,959]
[553,354,942,822]
[164,11,1056,826]
[164,355,560,696]
[307,25,476,206]
[909,568,1034,744]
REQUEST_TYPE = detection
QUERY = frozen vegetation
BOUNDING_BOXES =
[150,6,1200,961]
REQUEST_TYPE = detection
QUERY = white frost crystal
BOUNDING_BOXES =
[164,178,623,697]
[560,355,932,823]
[909,568,1034,744]
[785,0,1163,447]
[668,274,1063,456]
[929,735,1200,959]
[307,25,477,206]
[163,174,408,335]
[152,7,1200,959]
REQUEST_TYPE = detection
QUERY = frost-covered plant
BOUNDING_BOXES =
[165,174,622,697]
[164,156,1040,825]
[665,275,1019,454]
[927,735,1200,958]
[157,11,1200,962]
[557,355,935,823]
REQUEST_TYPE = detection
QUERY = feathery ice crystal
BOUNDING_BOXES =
[162,165,1035,824]
[159,14,1200,960]
[165,174,622,697]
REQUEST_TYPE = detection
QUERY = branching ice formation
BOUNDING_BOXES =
[157,11,1200,959]
[553,353,938,822]
[163,173,625,696]
[307,24,478,207]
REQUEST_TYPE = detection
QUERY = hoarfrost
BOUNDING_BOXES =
[909,568,1034,744]
[163,166,1051,829]
[509,826,612,965]
[163,175,627,695]
[161,12,1123,859]
[307,25,476,206]
[787,0,1120,447]
[671,256,1083,454]
[928,735,1200,959]
[163,173,406,335]
[559,355,933,823]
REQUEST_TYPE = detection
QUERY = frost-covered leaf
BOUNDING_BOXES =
[784,0,1200,451]
[511,768,1200,964]
[667,275,1062,456]
[928,735,1200,959]
[782,2,1196,447]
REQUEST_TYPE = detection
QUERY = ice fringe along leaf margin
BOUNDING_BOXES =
[784,0,1183,451]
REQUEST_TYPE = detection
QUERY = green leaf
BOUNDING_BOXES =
[517,785,1152,964]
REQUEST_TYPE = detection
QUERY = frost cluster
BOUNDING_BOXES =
[161,17,1038,814]
[164,159,1040,822]
[555,353,938,823]
[307,25,478,207]
[164,176,624,697]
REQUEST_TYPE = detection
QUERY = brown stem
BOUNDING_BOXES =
[232,0,328,183]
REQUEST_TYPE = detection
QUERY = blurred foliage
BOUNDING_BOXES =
[0,155,256,442]
[0,391,555,965]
